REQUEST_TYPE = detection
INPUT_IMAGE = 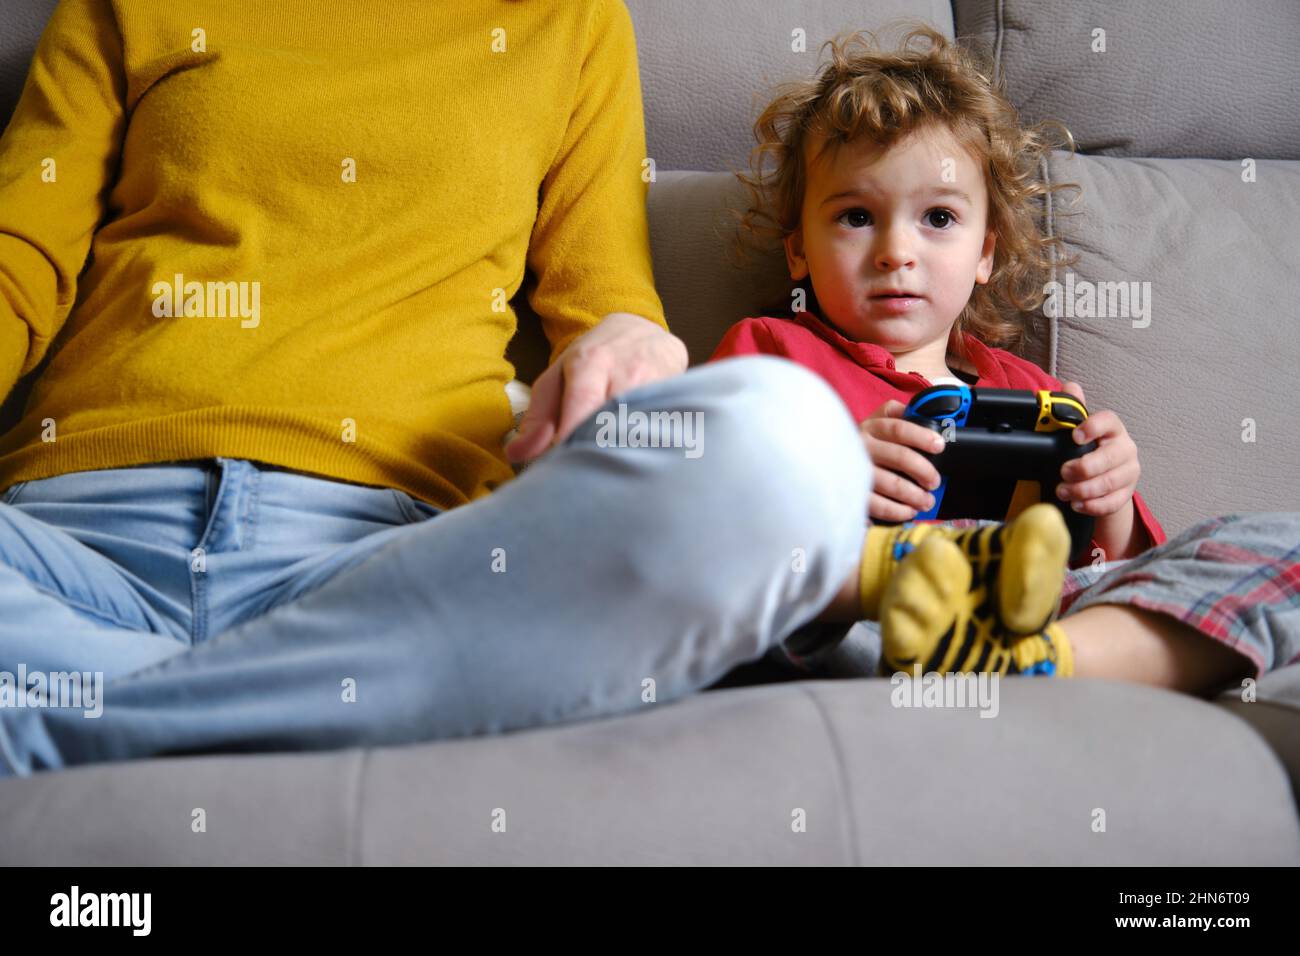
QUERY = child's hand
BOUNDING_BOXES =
[1055,381,1141,517]
[859,400,946,522]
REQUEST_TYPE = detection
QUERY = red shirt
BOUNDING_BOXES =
[709,311,1166,564]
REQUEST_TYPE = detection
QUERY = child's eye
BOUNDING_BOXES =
[837,207,872,228]
[925,208,956,229]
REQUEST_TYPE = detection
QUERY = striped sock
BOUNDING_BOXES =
[879,534,1075,677]
[860,502,1070,635]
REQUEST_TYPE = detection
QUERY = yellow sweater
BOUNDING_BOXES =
[0,0,666,510]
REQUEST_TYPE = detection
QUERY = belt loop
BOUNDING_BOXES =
[204,458,221,516]
[199,458,239,554]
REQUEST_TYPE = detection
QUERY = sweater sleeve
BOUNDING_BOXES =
[0,0,127,404]
[524,0,666,367]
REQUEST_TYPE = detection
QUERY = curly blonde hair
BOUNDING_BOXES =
[734,24,1078,356]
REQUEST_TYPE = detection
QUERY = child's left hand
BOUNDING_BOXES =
[1054,381,1141,517]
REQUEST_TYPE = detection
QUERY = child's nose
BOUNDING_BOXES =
[873,224,916,272]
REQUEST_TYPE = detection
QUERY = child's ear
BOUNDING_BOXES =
[783,228,809,281]
[975,229,996,284]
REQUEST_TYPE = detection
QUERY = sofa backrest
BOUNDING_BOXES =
[953,0,1300,160]
[0,0,58,131]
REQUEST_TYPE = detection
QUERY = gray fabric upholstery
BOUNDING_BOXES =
[0,0,58,135]
[1042,153,1300,534]
[2,678,1297,865]
[624,0,954,173]
[1218,664,1300,801]
[0,0,1297,865]
[952,0,1300,160]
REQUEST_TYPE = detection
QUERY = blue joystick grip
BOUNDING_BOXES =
[902,384,972,520]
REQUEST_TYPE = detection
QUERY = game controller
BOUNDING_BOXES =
[901,384,1097,561]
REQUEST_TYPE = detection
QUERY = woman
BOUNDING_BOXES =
[0,0,871,773]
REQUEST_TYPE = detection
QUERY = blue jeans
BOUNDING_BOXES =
[0,356,872,776]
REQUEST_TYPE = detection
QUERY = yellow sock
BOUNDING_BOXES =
[859,503,1070,634]
[1010,622,1074,677]
[879,535,1075,677]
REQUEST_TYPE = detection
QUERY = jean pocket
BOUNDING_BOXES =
[389,488,441,524]
[1,481,28,506]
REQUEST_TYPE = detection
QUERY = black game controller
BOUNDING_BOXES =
[900,384,1098,562]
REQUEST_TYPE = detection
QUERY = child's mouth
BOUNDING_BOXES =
[869,292,924,313]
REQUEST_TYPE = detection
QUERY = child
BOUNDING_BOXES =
[710,26,1177,681]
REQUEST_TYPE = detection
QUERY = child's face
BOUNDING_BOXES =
[784,124,996,357]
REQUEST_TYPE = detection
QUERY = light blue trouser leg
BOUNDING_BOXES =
[0,356,872,775]
[0,453,442,679]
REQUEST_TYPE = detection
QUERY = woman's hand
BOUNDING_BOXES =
[504,312,689,465]
[859,399,946,522]
[1056,381,1145,558]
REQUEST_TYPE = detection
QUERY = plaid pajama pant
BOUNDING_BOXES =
[774,512,1300,681]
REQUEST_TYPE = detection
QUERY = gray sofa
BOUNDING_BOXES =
[1,0,1297,865]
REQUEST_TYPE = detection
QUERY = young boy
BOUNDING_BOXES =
[708,27,1252,687]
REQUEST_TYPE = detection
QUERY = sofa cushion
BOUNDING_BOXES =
[1042,152,1300,534]
[1,677,1297,864]
[953,0,1300,159]
[625,0,954,174]
[0,0,58,134]
[1217,662,1300,801]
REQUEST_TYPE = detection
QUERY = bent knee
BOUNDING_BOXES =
[641,357,870,567]
[697,355,871,514]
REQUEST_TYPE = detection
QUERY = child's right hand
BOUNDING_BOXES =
[859,400,946,522]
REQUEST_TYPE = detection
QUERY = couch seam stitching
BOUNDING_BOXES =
[1220,697,1300,719]
[346,748,370,866]
[1041,152,1059,377]
[994,0,1005,80]
[796,684,861,866]
[1214,701,1300,811]
[0,711,24,776]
